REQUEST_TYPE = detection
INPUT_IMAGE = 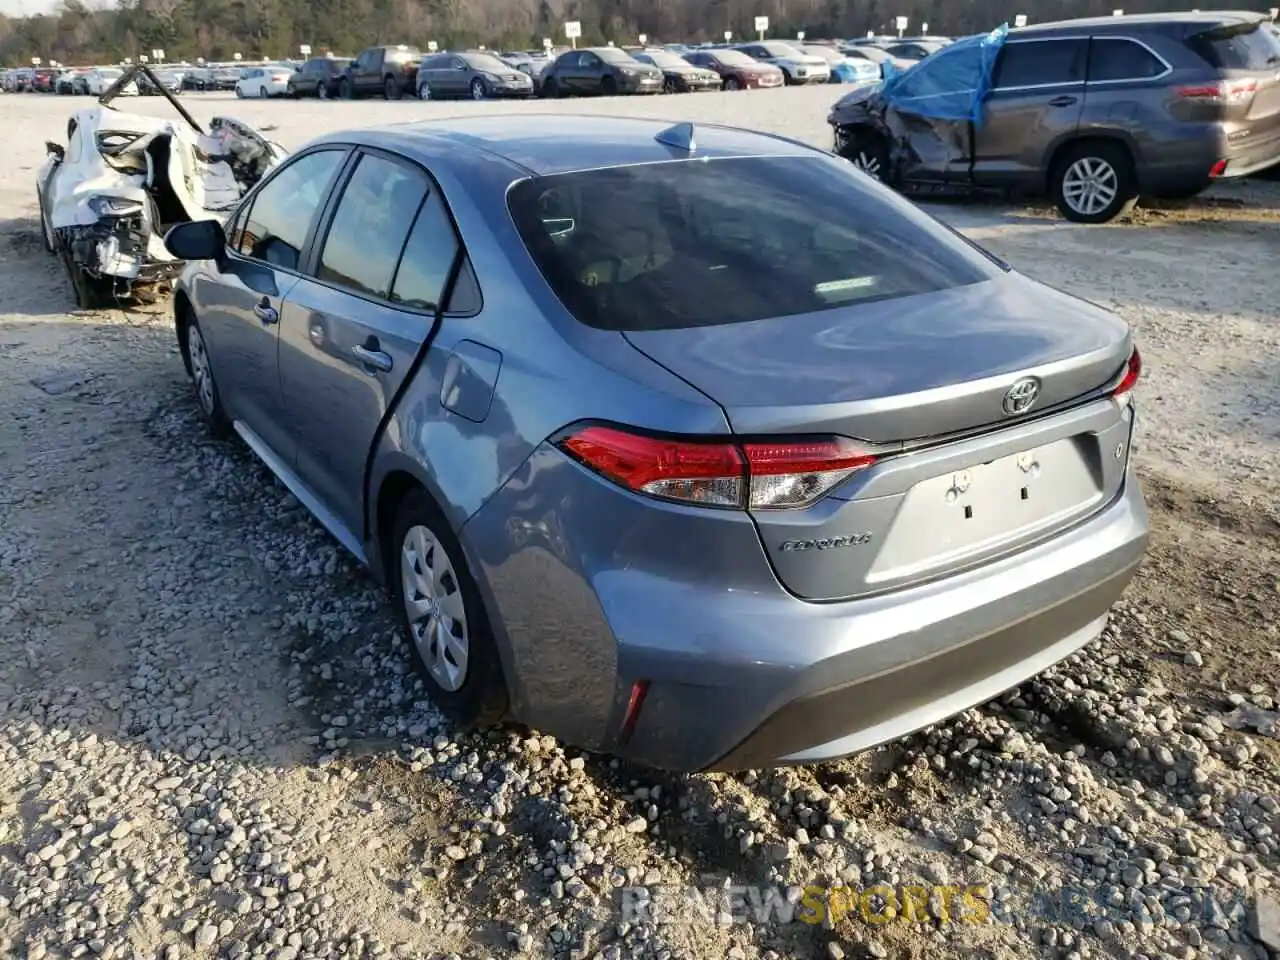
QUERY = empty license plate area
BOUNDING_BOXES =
[867,437,1104,583]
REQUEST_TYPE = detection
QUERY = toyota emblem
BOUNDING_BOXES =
[1002,377,1041,416]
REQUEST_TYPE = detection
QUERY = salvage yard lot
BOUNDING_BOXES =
[0,87,1277,960]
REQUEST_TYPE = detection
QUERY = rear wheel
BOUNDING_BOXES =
[59,245,109,310]
[258,85,268,98]
[384,77,400,100]
[724,76,740,91]
[1051,141,1138,224]
[390,490,508,728]
[234,86,244,98]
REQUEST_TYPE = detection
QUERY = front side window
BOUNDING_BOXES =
[507,156,997,332]
[316,153,427,299]
[235,149,345,270]
[994,39,1086,88]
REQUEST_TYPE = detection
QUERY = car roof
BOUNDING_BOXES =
[320,115,818,177]
[1012,10,1264,36]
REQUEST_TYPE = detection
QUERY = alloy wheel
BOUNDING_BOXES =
[400,524,469,692]
[471,79,485,100]
[1062,157,1118,219]
[187,324,216,417]
[419,81,431,100]
[852,150,882,179]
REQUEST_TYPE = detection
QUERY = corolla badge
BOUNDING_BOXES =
[1002,377,1041,416]
[780,532,873,552]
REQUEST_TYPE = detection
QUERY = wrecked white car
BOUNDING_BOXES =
[36,65,287,308]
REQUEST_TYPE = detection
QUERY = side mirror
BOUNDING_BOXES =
[46,141,65,161]
[164,219,226,262]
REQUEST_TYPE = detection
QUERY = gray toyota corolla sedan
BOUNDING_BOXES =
[163,115,1149,772]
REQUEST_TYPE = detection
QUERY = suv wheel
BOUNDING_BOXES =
[470,78,486,100]
[390,490,508,727]
[318,82,328,99]
[1052,141,1138,224]
[839,130,890,183]
[384,77,400,100]
[339,78,353,99]
[418,80,431,100]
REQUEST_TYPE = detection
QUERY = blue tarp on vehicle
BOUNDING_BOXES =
[879,24,1009,125]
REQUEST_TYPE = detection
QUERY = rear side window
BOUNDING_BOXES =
[1087,38,1167,81]
[317,154,427,299]
[506,156,996,332]
[1187,22,1280,70]
[994,39,1086,87]
[389,192,460,311]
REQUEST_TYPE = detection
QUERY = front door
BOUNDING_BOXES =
[440,55,469,96]
[974,37,1088,184]
[192,147,348,463]
[279,149,464,536]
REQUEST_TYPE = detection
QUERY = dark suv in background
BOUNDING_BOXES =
[338,44,421,99]
[288,56,351,98]
[830,12,1280,222]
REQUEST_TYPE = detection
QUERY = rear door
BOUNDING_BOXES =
[278,148,469,537]
[189,147,348,463]
[974,37,1087,184]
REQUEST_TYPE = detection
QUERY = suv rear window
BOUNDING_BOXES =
[507,156,996,332]
[1187,21,1280,71]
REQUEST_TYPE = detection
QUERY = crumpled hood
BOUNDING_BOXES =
[828,83,885,123]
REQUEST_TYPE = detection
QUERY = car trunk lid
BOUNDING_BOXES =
[622,274,1131,444]
[623,273,1136,601]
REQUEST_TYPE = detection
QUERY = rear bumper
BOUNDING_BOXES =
[1218,127,1280,178]
[465,442,1149,773]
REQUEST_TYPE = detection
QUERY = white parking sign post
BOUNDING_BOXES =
[564,20,581,49]
[895,15,908,38]
[1014,14,1028,27]
[921,22,929,35]
[543,37,552,51]
[638,33,647,45]
[754,15,769,40]
[1271,6,1278,19]
[724,30,732,42]
[1113,9,1124,16]
[299,44,311,56]
[427,40,438,52]
[796,30,805,41]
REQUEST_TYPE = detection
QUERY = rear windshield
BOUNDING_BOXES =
[507,156,996,332]
[1187,21,1280,70]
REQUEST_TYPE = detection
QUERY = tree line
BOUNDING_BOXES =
[1,0,1273,67]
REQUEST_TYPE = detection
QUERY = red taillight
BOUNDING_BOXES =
[557,425,876,510]
[1111,346,1142,405]
[1208,158,1229,178]
[1176,79,1257,104]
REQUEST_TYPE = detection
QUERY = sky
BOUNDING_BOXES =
[0,0,110,17]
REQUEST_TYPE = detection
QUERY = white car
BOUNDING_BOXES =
[36,81,286,307]
[85,67,136,96]
[234,65,293,98]
[733,41,831,84]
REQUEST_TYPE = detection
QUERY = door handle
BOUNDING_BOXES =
[253,298,278,324]
[352,343,393,373]
[1047,95,1078,107]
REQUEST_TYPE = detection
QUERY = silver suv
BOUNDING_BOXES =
[830,12,1280,222]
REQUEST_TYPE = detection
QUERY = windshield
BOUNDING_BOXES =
[636,51,687,69]
[463,53,512,72]
[507,156,994,332]
[803,45,842,62]
[711,50,755,67]
[761,42,804,58]
[595,47,635,64]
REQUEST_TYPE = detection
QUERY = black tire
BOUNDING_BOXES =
[838,129,891,184]
[724,76,740,91]
[601,75,617,96]
[542,77,559,98]
[178,308,231,437]
[389,489,508,728]
[59,246,108,310]
[663,76,677,94]
[1051,140,1138,224]
[339,78,352,100]
[384,76,400,100]
[37,191,55,255]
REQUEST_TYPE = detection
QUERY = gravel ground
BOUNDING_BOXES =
[1,88,1278,960]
